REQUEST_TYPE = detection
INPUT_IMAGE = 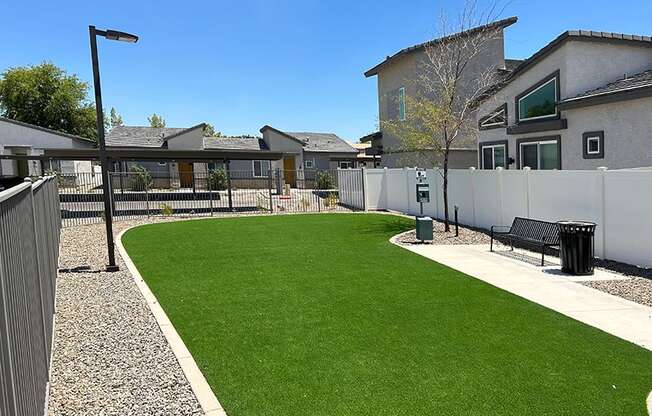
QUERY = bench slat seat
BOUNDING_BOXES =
[490,217,560,266]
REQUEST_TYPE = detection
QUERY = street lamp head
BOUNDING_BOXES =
[104,29,139,43]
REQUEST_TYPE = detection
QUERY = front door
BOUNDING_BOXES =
[178,162,194,188]
[283,157,296,187]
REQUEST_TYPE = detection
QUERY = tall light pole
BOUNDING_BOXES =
[89,26,138,272]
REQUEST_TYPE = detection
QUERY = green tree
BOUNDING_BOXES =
[203,123,221,137]
[148,113,166,128]
[0,62,97,141]
[109,107,123,129]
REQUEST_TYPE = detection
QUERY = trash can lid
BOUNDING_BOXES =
[557,220,596,226]
[416,216,433,221]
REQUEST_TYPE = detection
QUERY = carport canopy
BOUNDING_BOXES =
[0,147,285,162]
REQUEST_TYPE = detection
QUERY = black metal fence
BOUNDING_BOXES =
[0,177,60,416]
[57,168,366,226]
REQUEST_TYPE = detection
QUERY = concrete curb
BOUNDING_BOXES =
[648,391,652,416]
[116,227,227,416]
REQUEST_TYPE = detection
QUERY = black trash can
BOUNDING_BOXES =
[558,221,597,275]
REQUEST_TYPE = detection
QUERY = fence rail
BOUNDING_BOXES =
[342,167,652,269]
[0,176,60,416]
[57,168,365,226]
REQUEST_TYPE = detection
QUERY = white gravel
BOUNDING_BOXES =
[49,217,203,415]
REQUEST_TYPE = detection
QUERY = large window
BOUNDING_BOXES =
[518,138,560,170]
[517,73,558,122]
[481,143,507,170]
[338,161,353,169]
[252,160,270,177]
[398,87,406,121]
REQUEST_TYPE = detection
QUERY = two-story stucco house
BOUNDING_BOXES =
[477,30,652,170]
[362,17,519,169]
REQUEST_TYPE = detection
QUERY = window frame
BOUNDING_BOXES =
[252,160,270,177]
[582,131,605,159]
[304,158,315,169]
[516,136,561,170]
[338,161,353,169]
[478,140,508,170]
[479,104,508,130]
[515,70,561,124]
[398,87,406,121]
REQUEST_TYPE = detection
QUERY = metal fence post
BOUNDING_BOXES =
[267,171,273,213]
[226,161,233,212]
[208,171,213,216]
[145,182,150,218]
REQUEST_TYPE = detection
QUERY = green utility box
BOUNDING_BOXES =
[416,216,433,242]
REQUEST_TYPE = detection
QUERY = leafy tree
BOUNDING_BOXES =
[203,123,222,137]
[207,168,228,190]
[129,165,153,191]
[109,107,123,129]
[0,62,97,141]
[148,113,166,128]
[382,0,506,231]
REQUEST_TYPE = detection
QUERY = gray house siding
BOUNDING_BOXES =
[374,31,506,168]
[477,39,652,170]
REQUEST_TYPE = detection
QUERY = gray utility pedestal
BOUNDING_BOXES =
[416,216,433,242]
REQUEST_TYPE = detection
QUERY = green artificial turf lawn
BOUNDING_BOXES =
[122,214,652,415]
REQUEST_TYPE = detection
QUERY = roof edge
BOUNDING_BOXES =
[259,125,306,144]
[558,84,652,110]
[0,116,96,144]
[163,122,207,142]
[364,16,518,78]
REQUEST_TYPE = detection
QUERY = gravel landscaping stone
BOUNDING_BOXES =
[581,278,652,308]
[395,219,491,245]
[49,218,203,415]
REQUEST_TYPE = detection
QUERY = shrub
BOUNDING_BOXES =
[160,203,174,216]
[129,165,152,191]
[208,169,228,191]
[315,171,335,190]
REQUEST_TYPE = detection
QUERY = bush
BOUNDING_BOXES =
[315,171,335,190]
[208,169,228,191]
[160,203,174,216]
[129,165,152,191]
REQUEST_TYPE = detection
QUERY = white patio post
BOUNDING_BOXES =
[383,167,389,210]
[523,166,531,218]
[496,166,505,228]
[468,166,477,227]
[597,166,608,259]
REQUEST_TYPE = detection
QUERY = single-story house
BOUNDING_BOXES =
[0,116,95,187]
[105,123,359,189]
[351,142,381,168]
[477,29,652,170]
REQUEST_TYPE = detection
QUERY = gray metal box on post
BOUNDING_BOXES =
[416,216,433,241]
[415,169,433,242]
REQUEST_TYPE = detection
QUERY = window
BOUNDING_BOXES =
[480,142,507,169]
[518,138,560,170]
[517,72,559,122]
[305,159,315,169]
[252,160,270,177]
[338,161,353,169]
[398,87,406,121]
[479,104,507,129]
[208,162,224,171]
[158,161,167,166]
[582,131,604,159]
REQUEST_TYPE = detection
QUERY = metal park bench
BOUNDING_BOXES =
[490,217,560,266]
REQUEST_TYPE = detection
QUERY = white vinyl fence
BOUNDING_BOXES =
[348,167,652,268]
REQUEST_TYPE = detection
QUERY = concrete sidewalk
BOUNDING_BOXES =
[394,241,652,352]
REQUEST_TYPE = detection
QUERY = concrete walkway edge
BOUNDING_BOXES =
[390,236,652,352]
[117,227,228,416]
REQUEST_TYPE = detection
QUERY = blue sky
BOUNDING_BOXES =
[1,0,651,141]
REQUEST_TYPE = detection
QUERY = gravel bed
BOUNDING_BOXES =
[49,217,203,415]
[581,278,652,308]
[395,219,491,245]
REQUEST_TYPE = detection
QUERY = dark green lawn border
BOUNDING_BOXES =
[122,213,652,415]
